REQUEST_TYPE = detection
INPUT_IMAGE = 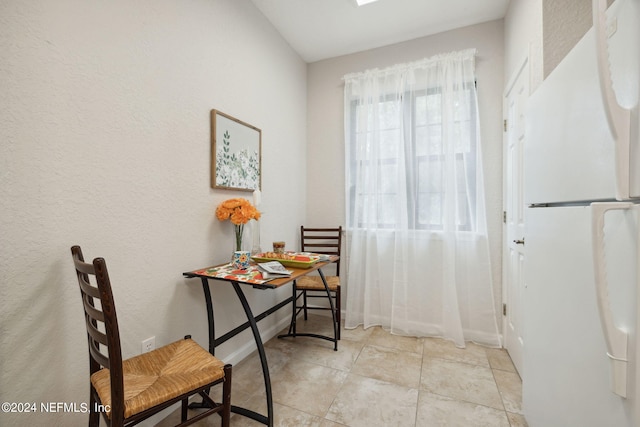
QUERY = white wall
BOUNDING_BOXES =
[543,0,591,78]
[504,0,544,90]
[306,20,506,327]
[0,0,306,425]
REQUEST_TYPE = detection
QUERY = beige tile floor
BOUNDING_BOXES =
[159,314,528,427]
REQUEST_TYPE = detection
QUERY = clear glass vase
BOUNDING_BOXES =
[231,224,247,263]
[234,224,244,252]
[251,219,262,255]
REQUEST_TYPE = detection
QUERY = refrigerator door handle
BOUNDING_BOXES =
[591,201,633,397]
[593,0,631,200]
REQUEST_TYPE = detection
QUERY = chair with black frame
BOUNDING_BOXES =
[70,245,232,427]
[294,226,342,340]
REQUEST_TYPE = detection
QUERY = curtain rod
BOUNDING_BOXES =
[342,48,477,81]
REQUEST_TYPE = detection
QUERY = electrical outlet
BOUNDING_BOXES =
[141,336,155,353]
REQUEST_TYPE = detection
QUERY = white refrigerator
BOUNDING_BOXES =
[523,0,640,426]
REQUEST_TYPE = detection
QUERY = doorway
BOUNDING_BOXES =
[502,57,529,375]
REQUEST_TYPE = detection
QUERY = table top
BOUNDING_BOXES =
[183,255,339,289]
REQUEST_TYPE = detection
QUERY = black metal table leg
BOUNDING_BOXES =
[283,280,299,337]
[277,270,338,351]
[231,281,273,427]
[188,278,217,410]
[189,278,273,425]
[201,277,216,355]
[318,269,338,351]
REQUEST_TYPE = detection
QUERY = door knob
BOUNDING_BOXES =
[513,238,525,245]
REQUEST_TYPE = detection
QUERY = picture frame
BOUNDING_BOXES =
[211,109,262,192]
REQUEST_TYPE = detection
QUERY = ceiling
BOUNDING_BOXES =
[250,0,511,63]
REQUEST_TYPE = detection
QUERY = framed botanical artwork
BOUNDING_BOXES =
[211,109,262,191]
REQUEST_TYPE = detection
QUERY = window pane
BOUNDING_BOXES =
[415,126,428,156]
[417,157,443,228]
[426,93,442,123]
[428,124,442,154]
[457,192,470,229]
[380,129,400,159]
[379,162,397,194]
[378,194,397,226]
[418,157,442,192]
[379,100,401,129]
[415,124,442,156]
[417,193,442,228]
[415,95,427,126]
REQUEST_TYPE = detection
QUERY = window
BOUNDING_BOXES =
[347,83,478,231]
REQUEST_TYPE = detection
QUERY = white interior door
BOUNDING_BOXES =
[503,58,529,375]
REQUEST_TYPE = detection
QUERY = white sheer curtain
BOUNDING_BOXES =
[343,49,500,348]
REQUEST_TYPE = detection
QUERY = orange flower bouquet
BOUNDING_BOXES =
[216,198,261,251]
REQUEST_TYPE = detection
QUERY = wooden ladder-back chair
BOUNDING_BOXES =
[294,226,342,339]
[71,245,232,427]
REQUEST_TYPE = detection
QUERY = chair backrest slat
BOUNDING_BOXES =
[78,275,101,299]
[300,226,343,276]
[88,336,110,368]
[83,296,104,323]
[85,317,108,346]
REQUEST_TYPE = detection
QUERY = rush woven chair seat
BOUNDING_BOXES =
[294,226,342,339]
[71,245,232,427]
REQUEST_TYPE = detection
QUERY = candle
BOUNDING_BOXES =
[253,189,261,207]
